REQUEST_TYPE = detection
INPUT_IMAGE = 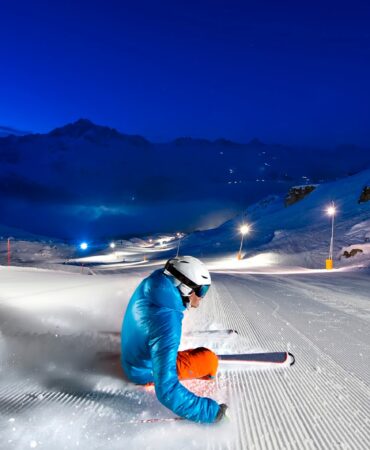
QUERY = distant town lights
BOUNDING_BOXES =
[80,242,88,250]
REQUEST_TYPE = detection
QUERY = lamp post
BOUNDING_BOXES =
[176,232,182,257]
[7,237,11,266]
[238,224,250,260]
[326,203,336,270]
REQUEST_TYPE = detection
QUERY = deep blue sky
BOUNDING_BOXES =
[1,0,370,146]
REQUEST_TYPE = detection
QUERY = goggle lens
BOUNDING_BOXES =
[194,284,210,298]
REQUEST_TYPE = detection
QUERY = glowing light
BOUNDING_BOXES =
[110,242,116,249]
[238,223,250,259]
[80,242,88,250]
[240,225,250,235]
[327,205,336,216]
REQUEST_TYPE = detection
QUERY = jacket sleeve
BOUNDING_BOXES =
[148,309,220,423]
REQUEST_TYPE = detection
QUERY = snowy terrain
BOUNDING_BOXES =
[0,169,369,449]
[1,118,370,238]
[184,167,370,268]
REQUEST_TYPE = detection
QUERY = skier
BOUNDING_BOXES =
[121,256,228,423]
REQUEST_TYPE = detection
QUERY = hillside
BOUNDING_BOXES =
[183,168,370,269]
[1,119,370,238]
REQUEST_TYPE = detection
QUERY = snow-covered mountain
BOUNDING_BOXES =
[1,118,370,239]
[182,167,370,269]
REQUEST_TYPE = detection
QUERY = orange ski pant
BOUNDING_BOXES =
[176,347,219,380]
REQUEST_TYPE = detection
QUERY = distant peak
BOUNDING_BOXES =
[74,118,94,127]
[49,118,99,137]
[48,119,150,146]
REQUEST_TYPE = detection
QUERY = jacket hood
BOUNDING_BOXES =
[144,269,185,312]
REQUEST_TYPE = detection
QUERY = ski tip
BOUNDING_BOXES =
[288,352,295,366]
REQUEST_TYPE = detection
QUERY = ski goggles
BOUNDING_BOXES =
[193,284,210,298]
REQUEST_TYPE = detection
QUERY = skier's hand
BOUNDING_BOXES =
[215,403,229,423]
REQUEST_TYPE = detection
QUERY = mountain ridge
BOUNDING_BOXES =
[1,118,369,239]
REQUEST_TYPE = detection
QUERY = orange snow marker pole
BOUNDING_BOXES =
[7,238,10,266]
[325,258,333,270]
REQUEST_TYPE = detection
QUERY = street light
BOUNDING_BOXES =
[176,232,183,257]
[110,242,116,249]
[80,242,88,250]
[326,202,336,270]
[7,237,12,266]
[238,224,250,260]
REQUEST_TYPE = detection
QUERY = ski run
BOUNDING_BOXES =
[0,263,369,449]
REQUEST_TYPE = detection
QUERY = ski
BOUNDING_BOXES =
[99,329,238,339]
[99,331,120,337]
[184,329,238,337]
[218,351,295,368]
[125,417,185,424]
[98,351,295,368]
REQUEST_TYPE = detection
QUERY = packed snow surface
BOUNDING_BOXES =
[0,168,369,448]
[0,260,369,449]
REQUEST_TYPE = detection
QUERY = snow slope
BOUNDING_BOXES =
[183,168,370,269]
[0,237,75,272]
[0,264,369,449]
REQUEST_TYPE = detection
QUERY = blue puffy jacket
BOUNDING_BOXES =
[121,269,220,423]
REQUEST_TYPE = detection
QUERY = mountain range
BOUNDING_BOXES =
[0,119,369,239]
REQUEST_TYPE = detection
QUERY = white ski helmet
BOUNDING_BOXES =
[164,256,211,298]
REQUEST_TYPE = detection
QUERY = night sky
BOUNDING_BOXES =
[1,0,370,146]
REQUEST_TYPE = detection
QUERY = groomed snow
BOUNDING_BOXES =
[0,261,369,449]
[0,168,369,449]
